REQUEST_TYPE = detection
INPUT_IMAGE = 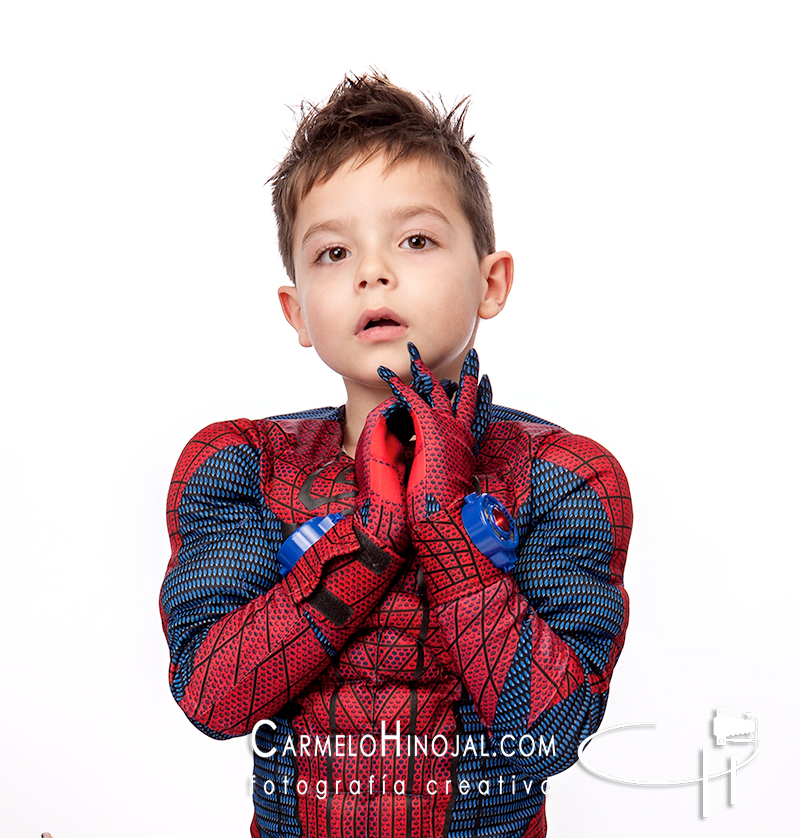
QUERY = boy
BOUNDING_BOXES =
[160,73,632,838]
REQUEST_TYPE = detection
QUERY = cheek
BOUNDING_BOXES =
[429,279,480,320]
[305,316,335,347]
[300,293,339,337]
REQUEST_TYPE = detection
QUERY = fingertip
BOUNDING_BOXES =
[461,349,480,379]
[412,370,434,404]
[407,342,421,361]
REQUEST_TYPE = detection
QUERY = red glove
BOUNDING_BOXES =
[378,346,506,608]
[269,397,412,646]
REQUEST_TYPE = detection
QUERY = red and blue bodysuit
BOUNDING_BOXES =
[160,351,632,837]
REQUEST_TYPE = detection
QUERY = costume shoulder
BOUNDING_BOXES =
[257,405,346,463]
[165,418,264,562]
[165,406,352,581]
[165,407,345,593]
[482,403,632,581]
[167,407,344,505]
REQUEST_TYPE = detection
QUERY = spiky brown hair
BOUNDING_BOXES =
[269,71,495,280]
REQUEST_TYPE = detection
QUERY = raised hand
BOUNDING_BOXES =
[377,344,507,609]
[378,344,489,525]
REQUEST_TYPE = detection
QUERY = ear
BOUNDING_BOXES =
[278,285,312,347]
[477,251,514,320]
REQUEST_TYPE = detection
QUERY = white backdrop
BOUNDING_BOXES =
[2,2,796,836]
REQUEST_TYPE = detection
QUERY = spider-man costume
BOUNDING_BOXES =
[160,350,632,838]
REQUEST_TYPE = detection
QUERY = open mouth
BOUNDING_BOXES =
[356,308,409,341]
[365,317,400,330]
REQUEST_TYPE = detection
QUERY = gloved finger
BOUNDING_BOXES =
[377,366,413,411]
[440,378,458,400]
[408,357,453,414]
[376,394,403,417]
[407,342,438,408]
[406,342,454,413]
[378,366,432,433]
[360,395,404,441]
[410,365,434,406]
[380,398,409,422]
[453,348,481,424]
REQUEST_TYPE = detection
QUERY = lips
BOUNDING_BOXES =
[355,307,409,342]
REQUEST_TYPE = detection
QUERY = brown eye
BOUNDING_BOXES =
[407,235,427,249]
[319,246,350,263]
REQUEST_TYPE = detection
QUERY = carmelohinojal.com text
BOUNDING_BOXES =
[250,719,554,799]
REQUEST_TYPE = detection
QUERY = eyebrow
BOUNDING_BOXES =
[300,219,354,251]
[299,204,455,250]
[392,204,454,227]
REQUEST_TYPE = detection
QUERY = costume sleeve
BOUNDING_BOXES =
[419,428,631,778]
[159,420,406,740]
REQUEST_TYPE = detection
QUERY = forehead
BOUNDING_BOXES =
[293,153,465,247]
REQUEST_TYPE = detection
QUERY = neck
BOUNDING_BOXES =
[341,379,393,458]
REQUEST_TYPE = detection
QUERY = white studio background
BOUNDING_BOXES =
[1,2,796,836]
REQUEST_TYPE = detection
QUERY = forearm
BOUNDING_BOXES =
[433,574,626,777]
[168,581,334,736]
[413,463,629,778]
[164,514,406,736]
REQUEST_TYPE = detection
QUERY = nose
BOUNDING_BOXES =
[355,246,395,290]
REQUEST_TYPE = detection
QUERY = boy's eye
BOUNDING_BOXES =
[318,246,350,263]
[403,234,431,250]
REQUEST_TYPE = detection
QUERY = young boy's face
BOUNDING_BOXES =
[279,152,512,399]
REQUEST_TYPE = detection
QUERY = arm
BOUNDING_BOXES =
[422,426,631,778]
[379,347,631,777]
[160,417,409,739]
